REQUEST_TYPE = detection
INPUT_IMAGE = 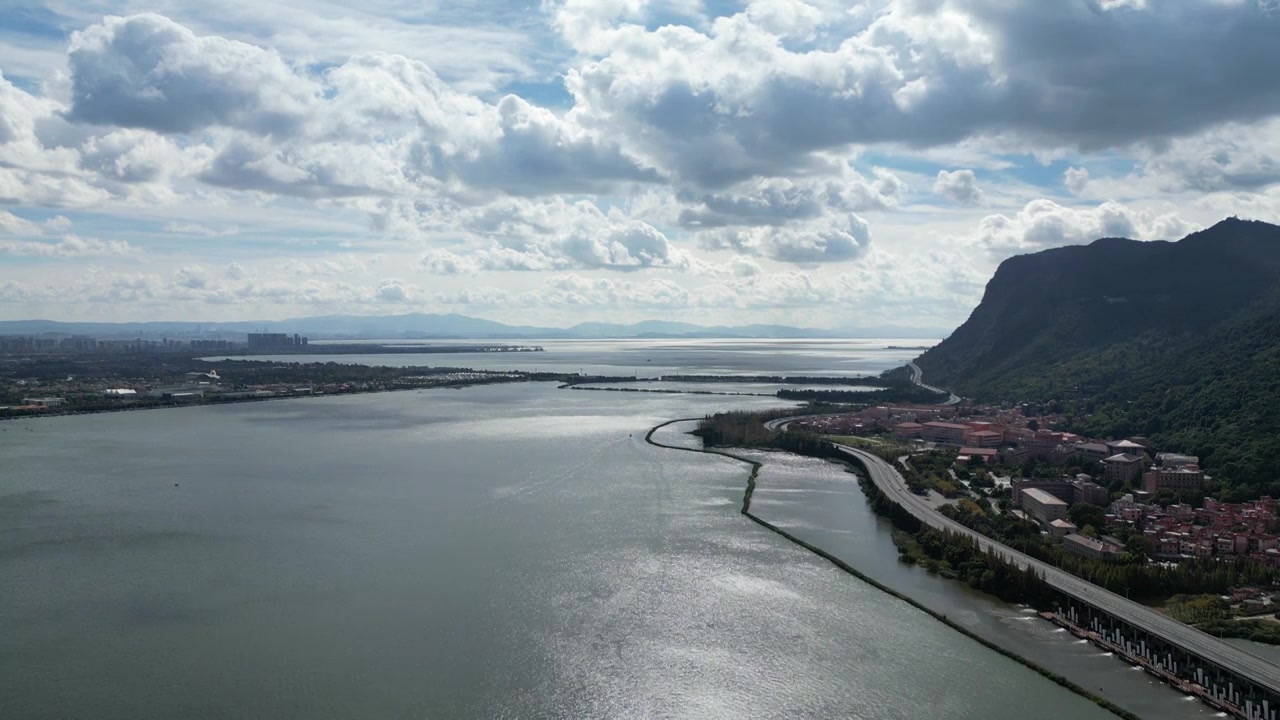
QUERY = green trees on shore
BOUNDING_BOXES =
[859,476,1055,606]
[939,499,1280,602]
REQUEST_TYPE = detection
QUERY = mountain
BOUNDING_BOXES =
[278,313,552,338]
[916,217,1280,492]
[0,313,865,340]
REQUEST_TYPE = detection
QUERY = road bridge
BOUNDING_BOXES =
[845,445,1280,719]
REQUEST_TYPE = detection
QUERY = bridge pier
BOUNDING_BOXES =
[1060,594,1280,719]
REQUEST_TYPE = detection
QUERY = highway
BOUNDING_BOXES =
[761,359,1280,696]
[842,444,1280,694]
[763,361,958,433]
[907,361,961,405]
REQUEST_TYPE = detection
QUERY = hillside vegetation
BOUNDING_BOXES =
[915,218,1280,493]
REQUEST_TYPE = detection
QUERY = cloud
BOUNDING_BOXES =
[562,0,1280,187]
[197,137,402,199]
[0,71,86,179]
[1136,118,1280,192]
[744,0,826,40]
[3,5,1280,329]
[959,199,1195,255]
[175,265,210,289]
[676,171,901,228]
[418,198,690,273]
[165,222,238,237]
[420,249,477,276]
[933,169,984,205]
[67,14,316,134]
[79,128,204,183]
[64,18,658,202]
[0,210,42,236]
[450,94,664,194]
[1064,167,1091,195]
[521,274,696,309]
[730,256,763,277]
[0,234,133,257]
[0,167,114,208]
[375,280,412,303]
[700,212,872,264]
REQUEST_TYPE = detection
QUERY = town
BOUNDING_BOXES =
[0,347,565,419]
[0,332,543,355]
[787,401,1280,572]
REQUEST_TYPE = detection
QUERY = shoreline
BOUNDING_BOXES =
[644,417,1139,720]
[0,376,542,422]
[5,374,850,422]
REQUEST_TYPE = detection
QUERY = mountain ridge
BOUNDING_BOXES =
[915,216,1280,491]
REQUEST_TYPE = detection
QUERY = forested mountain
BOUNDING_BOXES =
[915,218,1280,493]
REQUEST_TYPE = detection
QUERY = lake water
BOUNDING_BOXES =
[0,370,1233,718]
[569,381,882,395]
[736,445,1216,720]
[207,337,934,378]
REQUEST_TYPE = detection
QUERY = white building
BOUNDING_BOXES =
[1021,487,1069,525]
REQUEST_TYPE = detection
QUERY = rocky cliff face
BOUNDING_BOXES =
[914,217,1280,489]
[916,218,1280,398]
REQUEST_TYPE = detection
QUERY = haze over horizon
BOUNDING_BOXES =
[2,1,1279,329]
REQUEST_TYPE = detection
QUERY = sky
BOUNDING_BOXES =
[1,0,1279,331]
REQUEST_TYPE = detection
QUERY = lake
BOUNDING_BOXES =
[206,337,935,377]
[0,380,1221,718]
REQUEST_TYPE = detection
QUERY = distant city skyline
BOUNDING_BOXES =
[1,1,1279,327]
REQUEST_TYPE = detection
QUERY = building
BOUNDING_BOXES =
[1072,477,1110,505]
[21,397,64,408]
[190,339,235,352]
[892,422,923,440]
[1012,477,1109,507]
[1062,534,1122,559]
[957,447,999,465]
[247,333,308,350]
[1050,519,1078,537]
[1021,487,1069,525]
[1103,453,1145,485]
[1012,478,1070,505]
[103,389,138,398]
[1157,452,1200,469]
[1143,465,1206,494]
[1003,427,1034,445]
[148,386,208,401]
[1106,439,1147,458]
[922,421,969,445]
[1075,442,1111,462]
[964,429,1004,448]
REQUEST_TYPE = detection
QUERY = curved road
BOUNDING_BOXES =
[842,444,1280,695]
[908,361,961,405]
[764,362,958,433]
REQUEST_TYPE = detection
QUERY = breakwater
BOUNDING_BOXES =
[644,418,1140,720]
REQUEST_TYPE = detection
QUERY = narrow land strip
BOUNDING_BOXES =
[644,417,1139,720]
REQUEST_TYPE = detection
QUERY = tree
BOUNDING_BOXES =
[1080,524,1099,538]
[1027,419,1040,431]
[1125,534,1152,557]
[1173,489,1205,508]
[1068,502,1108,530]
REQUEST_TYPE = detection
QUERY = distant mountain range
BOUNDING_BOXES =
[0,313,945,340]
[916,217,1280,492]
